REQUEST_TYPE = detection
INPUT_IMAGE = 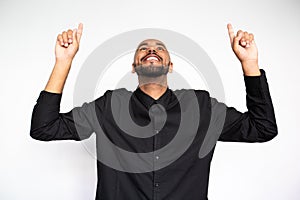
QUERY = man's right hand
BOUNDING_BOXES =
[44,23,83,94]
[55,23,83,61]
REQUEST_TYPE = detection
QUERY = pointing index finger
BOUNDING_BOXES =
[77,23,83,42]
[227,23,235,44]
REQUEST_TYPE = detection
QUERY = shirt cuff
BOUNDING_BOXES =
[243,69,269,93]
[36,90,62,105]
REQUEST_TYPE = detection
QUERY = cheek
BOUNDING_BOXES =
[133,57,140,64]
[163,57,170,65]
[135,54,144,62]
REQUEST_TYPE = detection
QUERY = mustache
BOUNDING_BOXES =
[140,53,162,62]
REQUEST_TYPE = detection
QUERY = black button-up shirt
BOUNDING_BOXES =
[30,69,277,200]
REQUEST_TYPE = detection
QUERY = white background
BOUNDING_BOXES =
[1,0,299,199]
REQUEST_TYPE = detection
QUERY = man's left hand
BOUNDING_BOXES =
[227,23,261,76]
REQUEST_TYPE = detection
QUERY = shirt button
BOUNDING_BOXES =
[155,183,159,187]
[155,155,159,160]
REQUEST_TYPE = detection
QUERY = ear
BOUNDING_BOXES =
[132,63,136,73]
[169,62,173,73]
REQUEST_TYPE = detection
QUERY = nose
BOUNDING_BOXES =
[148,48,156,54]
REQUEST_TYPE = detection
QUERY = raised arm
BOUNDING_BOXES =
[30,23,97,141]
[217,24,277,142]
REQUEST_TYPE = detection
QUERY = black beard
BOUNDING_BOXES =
[134,64,169,77]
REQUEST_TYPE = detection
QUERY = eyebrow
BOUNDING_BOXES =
[137,42,167,49]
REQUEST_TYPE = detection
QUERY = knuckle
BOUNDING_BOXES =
[67,30,73,36]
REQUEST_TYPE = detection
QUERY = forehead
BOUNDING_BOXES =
[137,39,167,48]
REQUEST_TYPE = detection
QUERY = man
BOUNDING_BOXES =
[30,23,277,200]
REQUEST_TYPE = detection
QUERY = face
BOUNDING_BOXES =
[132,39,173,77]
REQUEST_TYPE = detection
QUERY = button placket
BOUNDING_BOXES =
[150,102,165,200]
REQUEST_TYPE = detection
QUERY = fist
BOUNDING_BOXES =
[55,23,83,61]
[227,23,258,64]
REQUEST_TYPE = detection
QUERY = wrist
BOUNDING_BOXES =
[53,59,73,73]
[241,60,261,76]
[55,57,73,64]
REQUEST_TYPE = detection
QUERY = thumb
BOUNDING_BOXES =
[233,30,243,49]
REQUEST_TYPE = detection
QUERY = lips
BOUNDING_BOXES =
[141,54,162,62]
[146,56,159,61]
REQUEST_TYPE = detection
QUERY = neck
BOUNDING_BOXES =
[138,75,168,100]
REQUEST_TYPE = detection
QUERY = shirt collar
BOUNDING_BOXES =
[133,86,172,110]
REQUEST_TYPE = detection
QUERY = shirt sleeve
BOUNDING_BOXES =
[217,69,278,142]
[30,90,104,141]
